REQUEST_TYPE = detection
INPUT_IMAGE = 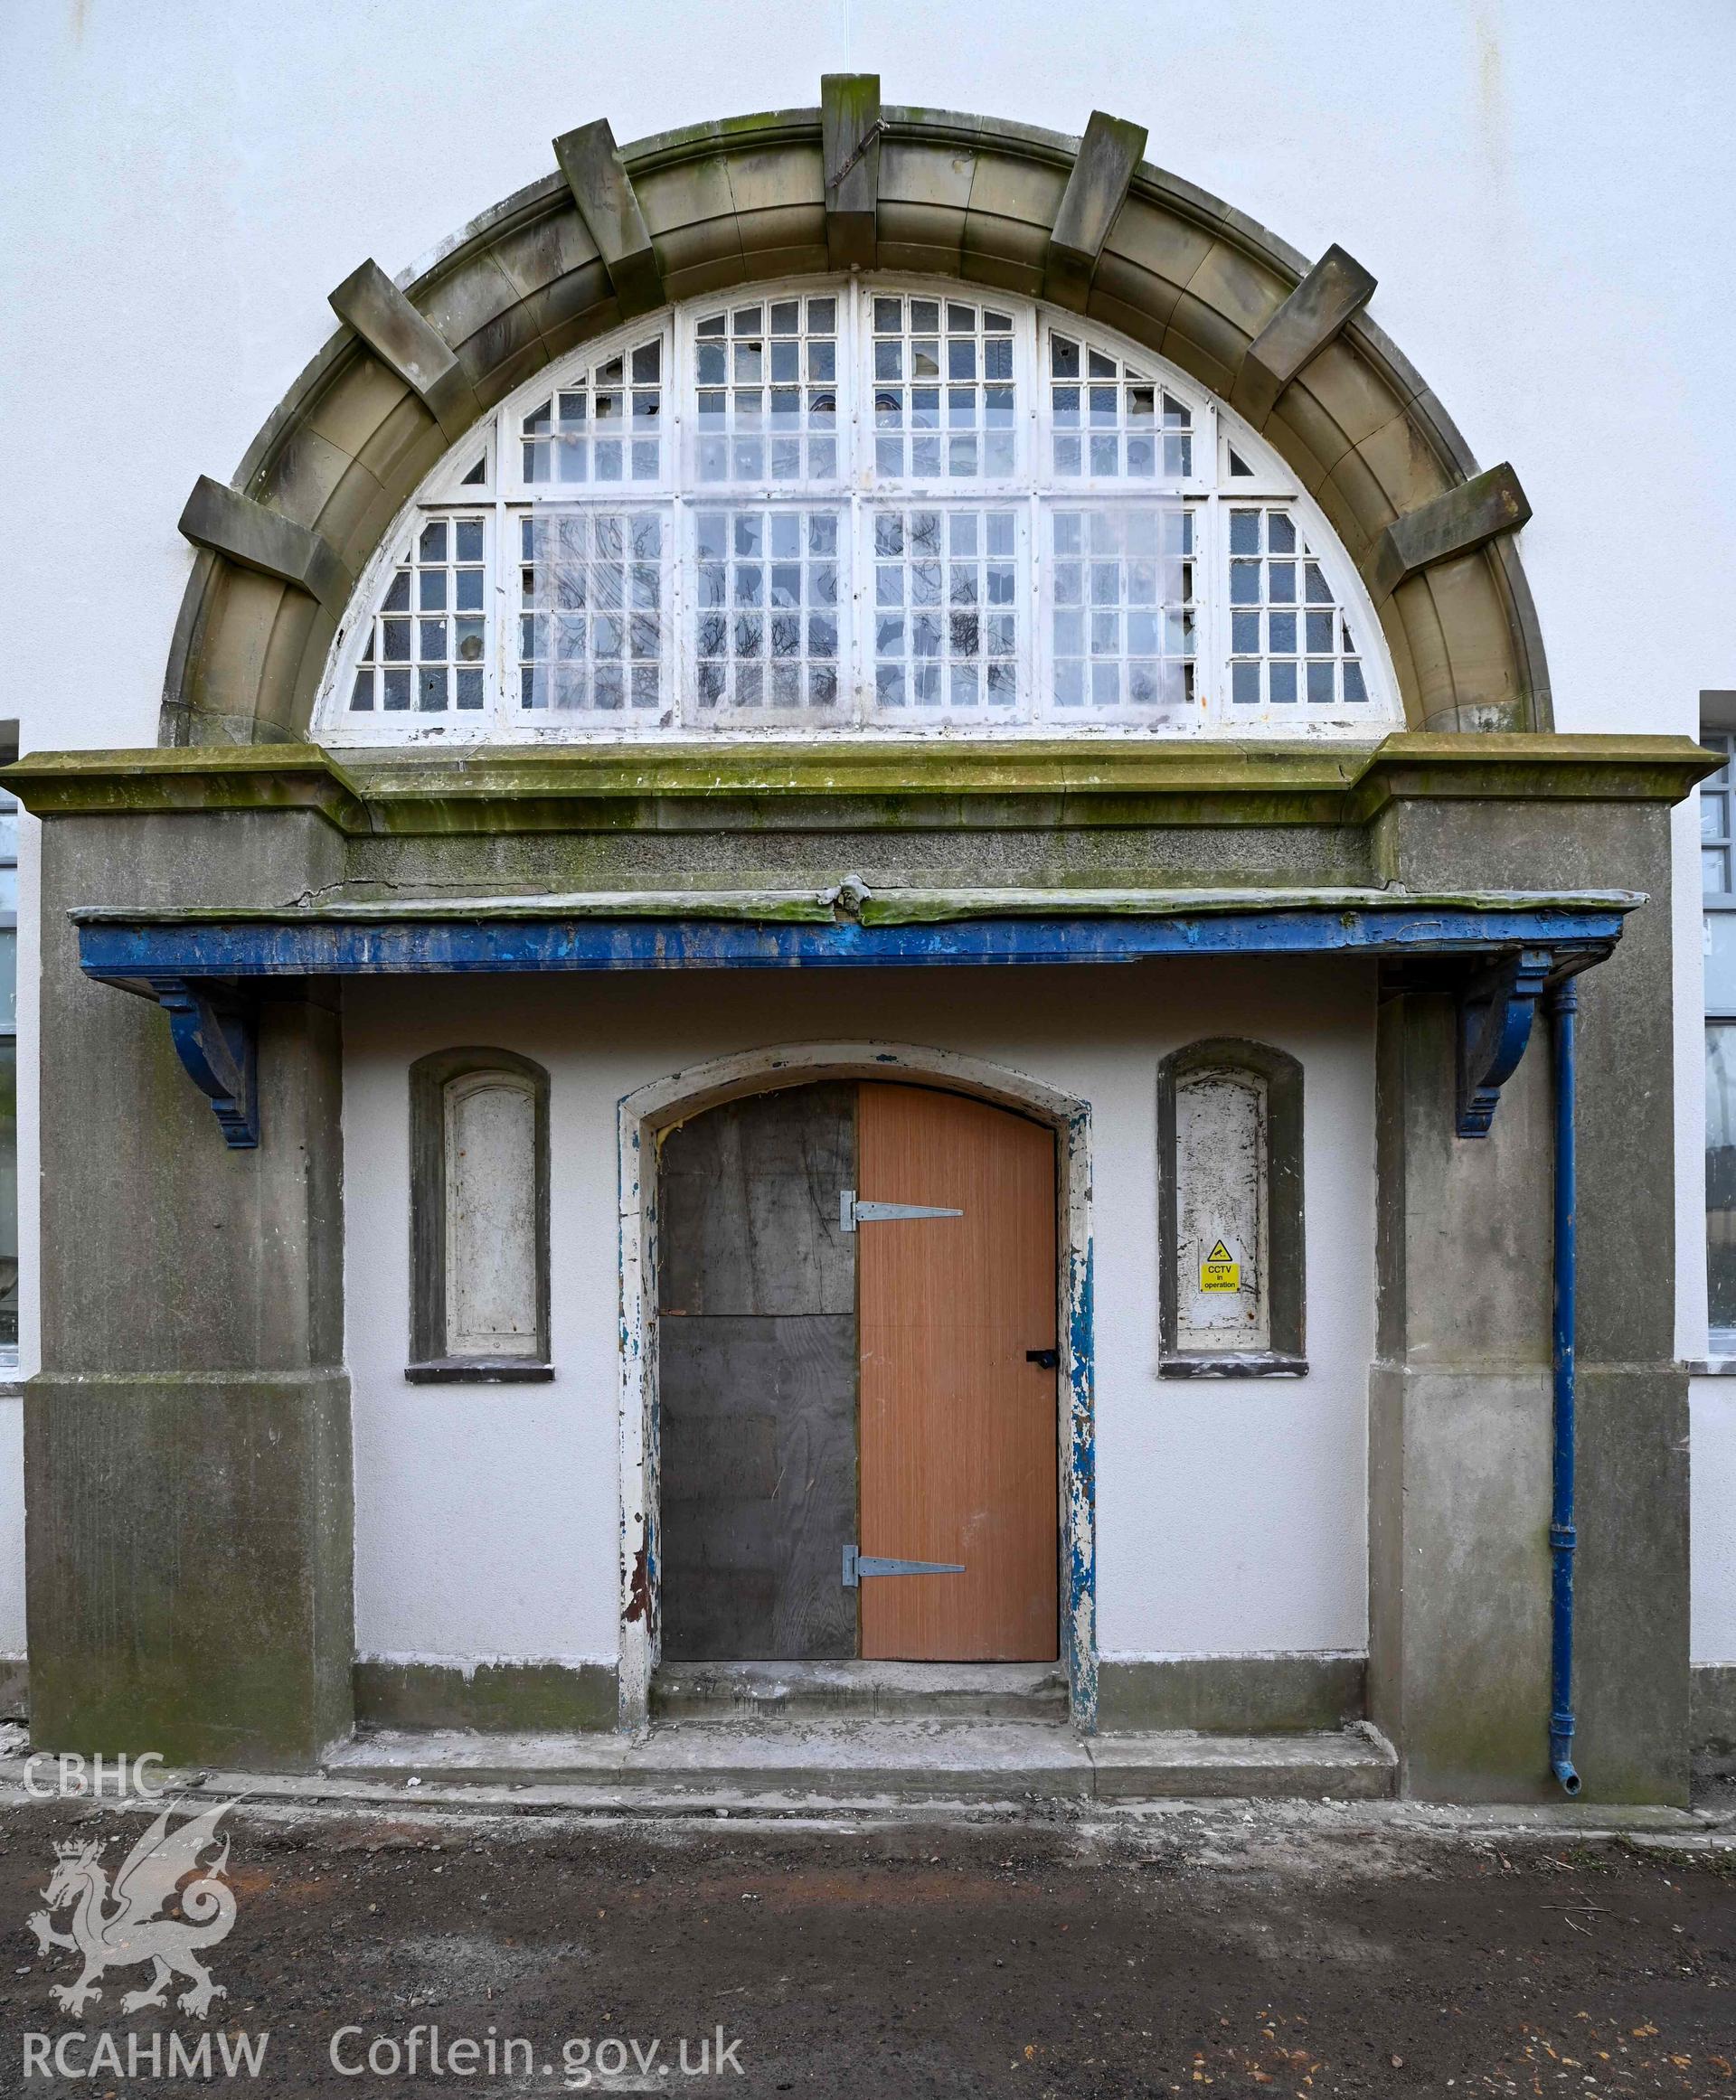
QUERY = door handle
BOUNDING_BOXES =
[1025,1349,1059,1370]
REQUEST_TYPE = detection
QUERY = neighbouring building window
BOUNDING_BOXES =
[407,1049,551,1382]
[317,281,1401,744]
[0,786,15,1361]
[1156,1038,1305,1375]
[1702,723,1736,1347]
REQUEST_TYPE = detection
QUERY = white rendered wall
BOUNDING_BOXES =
[4,0,1734,1662]
[344,960,1375,1671]
[1694,1382,1736,1667]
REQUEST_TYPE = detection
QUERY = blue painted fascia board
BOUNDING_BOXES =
[74,901,1634,988]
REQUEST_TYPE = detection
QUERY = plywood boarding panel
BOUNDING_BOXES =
[857,1085,1059,1661]
[658,1313,857,1660]
[657,1085,858,1660]
[660,1084,855,1317]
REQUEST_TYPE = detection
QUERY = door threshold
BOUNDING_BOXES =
[651,1658,1068,1725]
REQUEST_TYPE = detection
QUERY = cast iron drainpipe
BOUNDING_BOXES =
[1549,977,1582,1795]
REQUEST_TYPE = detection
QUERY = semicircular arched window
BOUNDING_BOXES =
[317,279,1401,744]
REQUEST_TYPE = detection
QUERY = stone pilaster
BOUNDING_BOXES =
[25,811,353,1769]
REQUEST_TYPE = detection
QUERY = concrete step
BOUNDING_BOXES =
[651,1659,1069,1724]
[1090,1727,1396,1802]
[325,1720,1396,1805]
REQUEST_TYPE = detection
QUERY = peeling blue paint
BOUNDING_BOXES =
[76,902,1630,989]
[1065,1219,1098,1734]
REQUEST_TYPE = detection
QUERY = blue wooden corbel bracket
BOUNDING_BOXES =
[1456,947,1552,1137]
[154,979,259,1148]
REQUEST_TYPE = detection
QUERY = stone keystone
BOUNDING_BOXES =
[822,73,882,268]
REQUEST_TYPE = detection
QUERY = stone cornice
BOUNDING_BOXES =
[5,735,1717,839]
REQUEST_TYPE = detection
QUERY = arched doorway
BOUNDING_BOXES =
[656,1081,1060,1667]
[614,1040,1095,1735]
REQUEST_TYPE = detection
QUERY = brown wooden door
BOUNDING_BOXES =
[857,1085,1059,1661]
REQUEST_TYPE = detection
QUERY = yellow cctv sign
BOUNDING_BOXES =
[1200,1238,1241,1292]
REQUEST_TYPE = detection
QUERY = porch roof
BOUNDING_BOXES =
[13,729,1706,1152]
[72,883,1641,990]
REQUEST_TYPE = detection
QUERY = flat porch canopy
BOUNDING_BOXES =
[71,880,1639,1150]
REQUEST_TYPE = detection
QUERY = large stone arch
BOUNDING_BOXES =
[164,85,1550,748]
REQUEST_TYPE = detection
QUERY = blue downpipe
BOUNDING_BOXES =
[1548,980,1582,1795]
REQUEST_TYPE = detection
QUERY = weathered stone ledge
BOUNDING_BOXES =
[4,734,1717,838]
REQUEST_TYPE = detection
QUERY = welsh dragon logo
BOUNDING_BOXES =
[26,1798,239,2019]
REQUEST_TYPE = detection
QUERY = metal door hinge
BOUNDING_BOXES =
[842,1544,967,1587]
[839,1188,963,1232]
[1025,1349,1059,1370]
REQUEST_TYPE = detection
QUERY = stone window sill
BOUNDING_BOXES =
[405,1361,555,1385]
[1158,1352,1308,1380]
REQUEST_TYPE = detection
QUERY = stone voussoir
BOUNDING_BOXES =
[1231,242,1378,428]
[1370,462,1533,601]
[553,118,665,318]
[178,476,352,618]
[1043,109,1147,313]
[821,72,882,268]
[327,259,479,442]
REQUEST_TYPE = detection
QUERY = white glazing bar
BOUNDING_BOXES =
[314,279,1403,742]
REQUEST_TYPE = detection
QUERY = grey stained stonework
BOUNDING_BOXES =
[1097,1655,1365,1735]
[1368,788,1689,1804]
[1694,1664,1736,1763]
[157,91,1553,748]
[24,805,354,1769]
[354,1660,617,1733]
